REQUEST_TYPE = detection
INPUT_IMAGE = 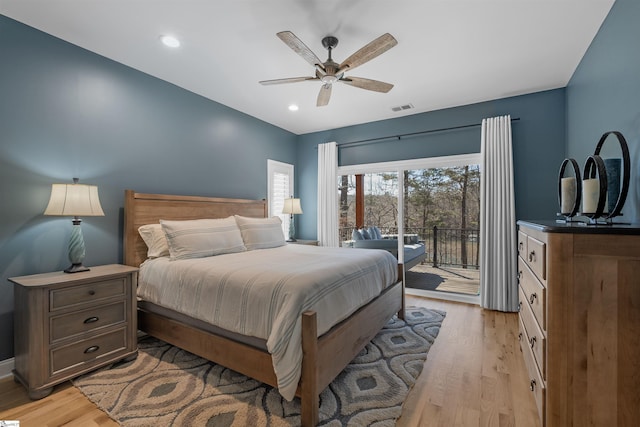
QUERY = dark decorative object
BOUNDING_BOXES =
[557,158,582,219]
[593,131,630,220]
[604,158,621,213]
[581,155,608,221]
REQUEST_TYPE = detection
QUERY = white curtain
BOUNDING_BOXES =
[480,115,518,312]
[317,142,339,247]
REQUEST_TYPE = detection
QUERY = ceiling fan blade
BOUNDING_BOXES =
[259,76,318,85]
[317,84,332,106]
[341,76,394,93]
[337,33,397,74]
[277,31,324,68]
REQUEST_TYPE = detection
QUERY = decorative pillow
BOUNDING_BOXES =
[160,217,246,260]
[352,229,364,241]
[234,215,286,250]
[368,226,379,240]
[372,226,383,239]
[361,228,371,239]
[138,224,170,258]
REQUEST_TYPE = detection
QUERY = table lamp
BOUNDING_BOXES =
[44,178,105,273]
[282,197,303,242]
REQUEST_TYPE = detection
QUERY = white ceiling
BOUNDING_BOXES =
[1,0,615,135]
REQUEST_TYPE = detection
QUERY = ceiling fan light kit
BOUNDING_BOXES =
[259,31,397,106]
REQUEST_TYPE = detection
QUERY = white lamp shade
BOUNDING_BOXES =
[282,198,303,215]
[44,183,105,216]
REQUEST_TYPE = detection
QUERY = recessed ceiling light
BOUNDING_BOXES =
[160,35,180,48]
[288,104,299,112]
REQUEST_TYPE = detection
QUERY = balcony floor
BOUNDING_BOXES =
[405,263,480,295]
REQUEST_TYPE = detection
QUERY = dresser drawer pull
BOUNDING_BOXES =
[528,251,536,263]
[84,345,100,354]
[529,293,537,304]
[518,332,523,341]
[517,301,522,312]
[83,316,100,324]
[519,241,524,252]
[529,336,537,349]
[517,270,522,281]
[530,379,536,392]
[88,290,96,296]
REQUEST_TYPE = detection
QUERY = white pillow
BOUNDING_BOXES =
[160,217,246,260]
[234,215,286,250]
[138,224,170,258]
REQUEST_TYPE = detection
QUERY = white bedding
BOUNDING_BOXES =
[137,244,398,400]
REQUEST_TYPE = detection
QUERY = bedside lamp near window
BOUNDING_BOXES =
[282,197,303,242]
[44,178,105,273]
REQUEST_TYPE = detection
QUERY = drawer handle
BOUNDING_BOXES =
[517,301,522,312]
[88,290,96,296]
[529,336,537,349]
[83,316,99,324]
[517,271,522,281]
[529,293,537,304]
[528,251,536,263]
[530,379,536,392]
[518,241,524,252]
[518,332,523,341]
[84,345,100,354]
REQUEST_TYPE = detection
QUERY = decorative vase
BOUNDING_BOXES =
[604,158,621,214]
[593,131,630,219]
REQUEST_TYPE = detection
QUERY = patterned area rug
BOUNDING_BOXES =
[74,307,445,426]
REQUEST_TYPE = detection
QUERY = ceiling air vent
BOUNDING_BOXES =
[391,103,414,112]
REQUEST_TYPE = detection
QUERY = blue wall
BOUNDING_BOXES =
[0,15,297,361]
[567,0,640,223]
[296,89,567,239]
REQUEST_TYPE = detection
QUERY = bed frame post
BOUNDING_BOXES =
[301,311,319,427]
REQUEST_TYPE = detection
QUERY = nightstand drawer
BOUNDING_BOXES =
[50,301,126,343]
[518,257,546,331]
[50,278,126,311]
[50,328,127,375]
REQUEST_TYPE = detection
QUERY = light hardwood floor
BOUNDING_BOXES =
[0,295,540,427]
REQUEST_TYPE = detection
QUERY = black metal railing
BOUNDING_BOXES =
[340,226,479,269]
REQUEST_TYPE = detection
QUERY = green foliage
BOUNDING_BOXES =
[339,165,480,238]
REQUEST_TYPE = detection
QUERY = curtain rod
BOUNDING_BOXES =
[335,117,520,149]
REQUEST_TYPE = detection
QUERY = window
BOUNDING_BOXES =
[267,159,294,237]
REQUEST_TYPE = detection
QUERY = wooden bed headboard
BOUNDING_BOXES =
[123,190,268,267]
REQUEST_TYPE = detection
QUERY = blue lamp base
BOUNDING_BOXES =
[65,219,90,273]
[286,214,297,242]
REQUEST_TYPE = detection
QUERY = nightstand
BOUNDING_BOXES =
[288,239,319,246]
[8,264,139,399]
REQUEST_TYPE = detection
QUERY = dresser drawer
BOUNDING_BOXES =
[50,328,127,376]
[519,287,546,379]
[518,258,546,331]
[50,301,126,343]
[519,316,546,425]
[50,278,126,311]
[525,235,546,281]
[518,230,527,257]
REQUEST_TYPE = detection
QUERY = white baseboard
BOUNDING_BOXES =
[0,357,15,379]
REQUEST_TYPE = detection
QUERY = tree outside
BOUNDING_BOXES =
[339,165,481,268]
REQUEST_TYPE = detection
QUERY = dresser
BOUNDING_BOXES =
[9,264,139,399]
[516,221,640,427]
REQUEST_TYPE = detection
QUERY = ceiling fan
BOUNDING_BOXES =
[259,31,398,107]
